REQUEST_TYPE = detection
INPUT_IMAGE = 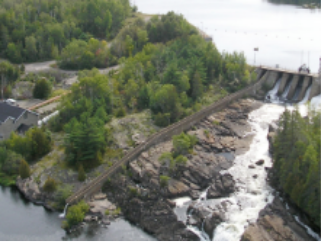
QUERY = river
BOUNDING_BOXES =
[1,0,320,240]
[0,187,155,241]
[133,0,321,73]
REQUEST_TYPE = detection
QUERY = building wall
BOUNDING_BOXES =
[0,111,38,141]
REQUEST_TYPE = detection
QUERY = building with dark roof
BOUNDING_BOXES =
[0,102,39,140]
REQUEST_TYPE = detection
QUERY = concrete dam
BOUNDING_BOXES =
[258,66,320,103]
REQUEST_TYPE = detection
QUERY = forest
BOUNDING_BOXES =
[268,0,320,6]
[272,107,320,228]
[0,0,132,63]
[0,1,255,181]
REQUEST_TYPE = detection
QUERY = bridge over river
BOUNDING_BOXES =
[66,67,320,205]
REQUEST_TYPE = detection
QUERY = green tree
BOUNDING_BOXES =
[78,164,86,182]
[25,36,38,61]
[64,200,89,228]
[43,177,57,193]
[33,78,52,99]
[19,159,31,179]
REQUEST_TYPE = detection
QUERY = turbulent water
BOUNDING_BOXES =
[172,87,321,240]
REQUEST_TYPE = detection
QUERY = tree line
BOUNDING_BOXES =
[268,0,319,5]
[272,107,320,229]
[0,0,132,63]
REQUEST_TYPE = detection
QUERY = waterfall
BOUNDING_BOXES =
[281,81,292,100]
[265,78,281,102]
[59,203,69,219]
[298,85,312,105]
[291,84,302,102]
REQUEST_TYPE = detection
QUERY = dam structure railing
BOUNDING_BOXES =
[66,68,319,205]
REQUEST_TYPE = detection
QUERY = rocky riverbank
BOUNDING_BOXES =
[103,99,263,240]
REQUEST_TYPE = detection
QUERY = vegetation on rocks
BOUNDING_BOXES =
[158,132,196,177]
[78,165,86,182]
[19,159,31,179]
[273,107,320,228]
[63,200,89,229]
[43,177,57,193]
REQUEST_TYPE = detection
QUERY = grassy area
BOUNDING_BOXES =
[50,89,69,98]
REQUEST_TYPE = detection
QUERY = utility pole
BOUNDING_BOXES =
[254,47,259,66]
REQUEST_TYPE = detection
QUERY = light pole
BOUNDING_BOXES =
[254,47,259,66]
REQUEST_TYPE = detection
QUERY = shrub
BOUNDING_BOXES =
[19,159,30,179]
[129,186,138,197]
[43,177,57,193]
[173,132,197,157]
[33,78,52,99]
[65,200,89,228]
[204,129,210,138]
[54,185,73,209]
[175,155,188,166]
[160,175,170,187]
[78,165,86,182]
[154,112,171,127]
[115,107,126,118]
[112,207,121,216]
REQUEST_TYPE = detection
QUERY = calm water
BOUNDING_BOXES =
[134,0,321,73]
[0,187,155,241]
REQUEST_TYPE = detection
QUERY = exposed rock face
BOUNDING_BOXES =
[106,99,262,240]
[242,198,316,241]
[207,173,235,199]
[16,177,55,210]
[204,212,224,239]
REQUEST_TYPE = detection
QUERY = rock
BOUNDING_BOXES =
[166,199,176,208]
[207,174,235,199]
[167,179,190,197]
[255,159,265,166]
[88,198,114,216]
[102,219,110,226]
[241,196,316,241]
[253,175,258,179]
[94,193,107,200]
[248,165,255,169]
[191,206,212,228]
[189,190,201,200]
[187,216,198,226]
[84,215,92,222]
[204,212,224,239]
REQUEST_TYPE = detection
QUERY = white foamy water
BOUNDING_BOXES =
[266,78,281,101]
[173,197,192,207]
[294,216,321,241]
[281,82,291,99]
[211,103,285,240]
[311,93,321,111]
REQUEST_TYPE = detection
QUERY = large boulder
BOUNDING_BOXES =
[207,174,235,199]
[204,212,224,239]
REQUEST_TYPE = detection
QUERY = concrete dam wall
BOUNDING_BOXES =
[259,67,320,103]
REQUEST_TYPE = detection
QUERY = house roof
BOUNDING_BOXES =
[0,102,27,123]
